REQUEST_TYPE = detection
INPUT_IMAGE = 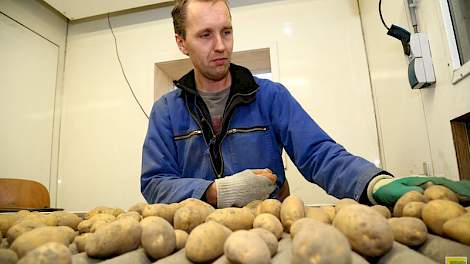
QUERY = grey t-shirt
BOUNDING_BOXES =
[199,87,230,135]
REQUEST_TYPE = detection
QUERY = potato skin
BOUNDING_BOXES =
[252,213,283,240]
[333,204,393,257]
[305,207,331,224]
[424,185,458,202]
[224,230,271,264]
[77,213,115,234]
[422,199,466,235]
[51,212,83,230]
[140,216,176,260]
[442,213,470,245]
[320,206,336,222]
[173,205,213,233]
[7,220,46,243]
[393,191,426,217]
[10,226,76,258]
[292,221,352,264]
[244,200,262,216]
[128,202,147,215]
[142,204,176,224]
[85,218,141,258]
[117,211,142,222]
[290,218,321,239]
[175,229,188,250]
[206,208,255,231]
[280,196,305,232]
[86,206,124,219]
[402,202,425,219]
[0,249,18,264]
[185,221,232,263]
[388,217,428,246]
[17,242,71,264]
[335,198,358,214]
[73,233,92,253]
[371,205,391,219]
[250,228,278,257]
[256,199,282,219]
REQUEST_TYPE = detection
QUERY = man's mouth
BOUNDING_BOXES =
[212,58,227,66]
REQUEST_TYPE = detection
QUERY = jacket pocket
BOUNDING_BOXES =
[174,129,202,141]
[226,126,268,135]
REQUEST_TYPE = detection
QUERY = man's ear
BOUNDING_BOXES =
[175,34,189,56]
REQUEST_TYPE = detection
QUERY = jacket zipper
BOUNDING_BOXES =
[174,130,202,141]
[227,127,268,134]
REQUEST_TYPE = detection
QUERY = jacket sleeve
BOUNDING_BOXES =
[269,85,388,200]
[141,96,212,204]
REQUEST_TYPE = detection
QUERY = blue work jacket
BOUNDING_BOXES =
[141,64,385,204]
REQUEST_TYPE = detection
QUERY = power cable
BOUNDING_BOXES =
[379,0,390,31]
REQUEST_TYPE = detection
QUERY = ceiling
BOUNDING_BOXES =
[42,0,173,20]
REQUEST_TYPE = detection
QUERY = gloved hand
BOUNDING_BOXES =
[215,169,276,208]
[370,175,470,206]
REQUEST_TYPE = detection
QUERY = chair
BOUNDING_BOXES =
[0,178,50,209]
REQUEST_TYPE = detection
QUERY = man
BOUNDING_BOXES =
[141,0,470,208]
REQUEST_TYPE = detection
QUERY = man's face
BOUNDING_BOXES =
[176,0,233,82]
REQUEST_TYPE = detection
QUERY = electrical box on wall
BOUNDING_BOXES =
[408,33,436,89]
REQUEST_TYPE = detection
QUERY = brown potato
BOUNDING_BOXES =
[0,249,18,264]
[6,220,46,243]
[333,204,393,257]
[371,205,391,219]
[140,216,176,260]
[77,213,115,234]
[69,242,78,255]
[335,198,358,214]
[14,214,58,227]
[442,213,470,245]
[142,204,176,225]
[73,233,92,253]
[280,195,305,232]
[320,206,336,222]
[292,221,351,264]
[117,211,142,222]
[179,198,214,211]
[51,212,83,230]
[10,226,76,258]
[85,218,141,258]
[173,205,213,233]
[305,207,331,224]
[256,199,281,219]
[86,206,124,219]
[175,229,188,250]
[290,218,322,239]
[224,230,271,264]
[17,242,71,264]
[252,213,283,240]
[424,185,459,202]
[393,190,426,217]
[185,221,232,263]
[250,228,278,257]
[388,217,428,246]
[243,200,262,216]
[128,202,147,215]
[402,201,425,219]
[206,208,254,231]
[422,199,466,235]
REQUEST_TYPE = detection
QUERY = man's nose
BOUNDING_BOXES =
[214,34,226,52]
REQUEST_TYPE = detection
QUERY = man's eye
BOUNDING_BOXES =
[224,30,232,35]
[200,33,210,38]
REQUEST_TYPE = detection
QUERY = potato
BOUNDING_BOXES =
[185,221,232,262]
[73,233,92,253]
[252,213,283,240]
[280,195,305,232]
[17,242,71,264]
[371,205,391,219]
[77,213,115,233]
[10,226,76,258]
[117,211,142,222]
[128,202,147,215]
[175,229,188,250]
[206,208,254,231]
[69,242,78,255]
[17,210,31,218]
[0,249,18,264]
[0,230,2,239]
[224,230,271,264]
[244,200,262,216]
[393,190,426,217]
[402,201,425,219]
[86,206,124,219]
[388,217,428,246]
[142,204,176,224]
[290,218,321,239]
[320,206,336,222]
[0,238,8,249]
[51,212,83,230]
[424,185,458,202]
[7,220,46,243]
[335,198,358,214]
[422,199,466,235]
[442,213,470,245]
[140,216,176,260]
[179,198,214,211]
[256,199,281,219]
[250,228,278,257]
[305,207,331,224]
[466,206,470,213]
[292,221,351,264]
[333,204,393,257]
[174,205,213,233]
[14,214,58,227]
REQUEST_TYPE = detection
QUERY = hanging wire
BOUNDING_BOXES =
[379,0,390,31]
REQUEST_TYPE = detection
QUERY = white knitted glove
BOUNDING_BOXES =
[215,169,276,208]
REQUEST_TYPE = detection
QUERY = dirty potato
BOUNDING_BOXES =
[257,199,282,219]
[335,198,358,214]
[128,202,147,215]
[305,207,331,224]
[252,213,283,240]
[0,249,18,264]
[173,205,213,233]
[17,242,71,264]
[206,208,255,231]
[422,199,466,235]
[402,202,425,219]
[224,230,271,264]
[388,217,428,246]
[393,191,426,217]
[244,200,262,216]
[290,218,321,239]
[333,204,393,257]
[7,220,46,243]
[140,216,176,260]
[51,212,83,230]
[280,196,305,232]
[185,221,232,263]
[175,229,188,250]
[424,185,459,202]
[77,213,115,234]
[142,204,176,225]
[86,206,124,219]
[320,206,336,222]
[73,233,92,253]
[117,211,142,222]
[250,228,278,257]
[371,205,391,219]
[442,213,470,245]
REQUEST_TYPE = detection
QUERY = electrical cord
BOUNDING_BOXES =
[107,13,149,120]
[379,0,390,31]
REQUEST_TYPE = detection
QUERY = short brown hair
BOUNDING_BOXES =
[171,0,230,39]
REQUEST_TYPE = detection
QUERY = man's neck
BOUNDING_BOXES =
[195,71,232,93]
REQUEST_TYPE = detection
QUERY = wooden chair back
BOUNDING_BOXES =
[0,178,50,209]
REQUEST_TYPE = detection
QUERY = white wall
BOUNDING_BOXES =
[359,0,470,180]
[61,0,381,210]
[0,0,68,207]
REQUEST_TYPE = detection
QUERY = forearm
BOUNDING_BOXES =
[142,176,212,204]
[203,182,217,206]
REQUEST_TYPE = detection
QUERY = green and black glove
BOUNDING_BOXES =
[369,175,470,207]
